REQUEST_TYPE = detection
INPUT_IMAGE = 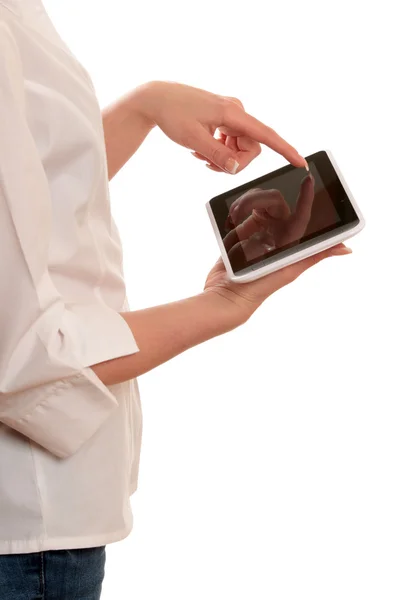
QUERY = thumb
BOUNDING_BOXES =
[193,127,240,174]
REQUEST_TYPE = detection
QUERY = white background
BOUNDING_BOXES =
[45,1,418,598]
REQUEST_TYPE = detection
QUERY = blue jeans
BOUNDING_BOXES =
[0,546,106,599]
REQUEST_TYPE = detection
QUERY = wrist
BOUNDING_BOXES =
[201,288,255,329]
[127,80,167,128]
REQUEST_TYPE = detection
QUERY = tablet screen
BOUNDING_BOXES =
[208,151,359,275]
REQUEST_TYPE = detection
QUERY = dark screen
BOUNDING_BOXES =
[209,151,359,274]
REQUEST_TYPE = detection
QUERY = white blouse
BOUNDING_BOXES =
[0,0,143,554]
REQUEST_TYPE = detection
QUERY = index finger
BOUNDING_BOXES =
[222,105,308,169]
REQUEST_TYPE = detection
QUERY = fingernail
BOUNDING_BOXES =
[303,158,309,171]
[225,158,239,174]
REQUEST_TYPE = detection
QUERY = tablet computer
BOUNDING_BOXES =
[206,150,365,282]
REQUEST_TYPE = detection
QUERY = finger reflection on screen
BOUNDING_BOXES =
[223,174,315,263]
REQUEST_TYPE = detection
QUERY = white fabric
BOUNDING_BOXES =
[0,0,143,554]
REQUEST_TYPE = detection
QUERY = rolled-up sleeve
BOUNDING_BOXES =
[0,21,139,458]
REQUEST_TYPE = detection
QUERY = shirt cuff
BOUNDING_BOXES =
[0,303,140,458]
[1,369,120,458]
[63,302,140,368]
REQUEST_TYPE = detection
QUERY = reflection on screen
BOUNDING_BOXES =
[223,162,341,263]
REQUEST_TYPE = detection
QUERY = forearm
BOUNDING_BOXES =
[91,291,245,386]
[102,83,156,180]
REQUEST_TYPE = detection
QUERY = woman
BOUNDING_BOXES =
[0,1,351,598]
